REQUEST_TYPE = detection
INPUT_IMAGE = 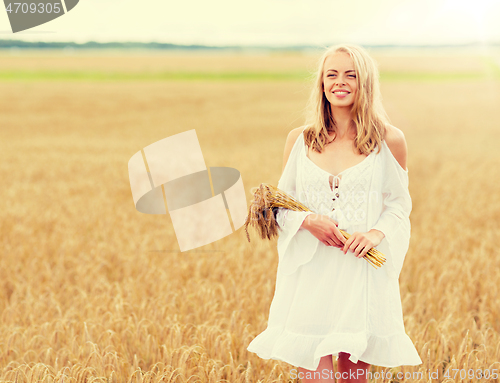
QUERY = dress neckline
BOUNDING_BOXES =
[302,132,376,178]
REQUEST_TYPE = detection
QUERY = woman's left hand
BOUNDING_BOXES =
[342,229,385,258]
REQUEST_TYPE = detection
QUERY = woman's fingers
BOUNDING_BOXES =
[308,215,347,248]
[324,238,340,247]
[353,243,365,258]
[332,226,346,245]
[342,233,373,258]
[327,233,343,247]
[343,233,359,255]
[329,228,343,246]
[332,237,343,247]
[358,244,370,258]
[347,240,361,256]
[323,235,340,247]
[342,239,350,253]
[323,228,374,257]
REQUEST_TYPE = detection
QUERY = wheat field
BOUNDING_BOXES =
[0,48,500,382]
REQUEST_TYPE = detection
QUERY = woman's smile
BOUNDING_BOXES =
[332,89,351,98]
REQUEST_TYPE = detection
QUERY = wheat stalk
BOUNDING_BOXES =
[244,183,386,269]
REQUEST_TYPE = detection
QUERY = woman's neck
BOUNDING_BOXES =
[331,106,354,140]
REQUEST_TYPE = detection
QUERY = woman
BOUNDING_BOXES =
[247,44,422,382]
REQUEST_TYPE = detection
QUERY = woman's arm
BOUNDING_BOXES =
[275,128,319,275]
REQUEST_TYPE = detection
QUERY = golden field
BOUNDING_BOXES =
[0,48,500,382]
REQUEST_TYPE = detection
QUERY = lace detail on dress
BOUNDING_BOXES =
[336,159,373,228]
[298,135,376,230]
[299,155,335,216]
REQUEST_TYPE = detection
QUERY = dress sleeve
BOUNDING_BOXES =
[274,131,318,276]
[370,142,412,279]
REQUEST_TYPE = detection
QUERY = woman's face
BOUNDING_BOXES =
[322,52,358,109]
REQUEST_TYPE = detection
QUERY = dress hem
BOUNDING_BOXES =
[247,325,422,371]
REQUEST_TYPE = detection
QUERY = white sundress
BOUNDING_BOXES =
[247,129,422,371]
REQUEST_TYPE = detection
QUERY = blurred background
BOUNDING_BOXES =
[1,1,500,382]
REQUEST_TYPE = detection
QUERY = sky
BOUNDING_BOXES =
[1,0,500,46]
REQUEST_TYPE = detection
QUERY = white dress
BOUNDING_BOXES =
[247,129,422,370]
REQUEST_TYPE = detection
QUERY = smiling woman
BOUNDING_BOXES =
[247,44,422,383]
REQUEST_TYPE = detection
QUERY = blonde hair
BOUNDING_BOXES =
[304,44,389,155]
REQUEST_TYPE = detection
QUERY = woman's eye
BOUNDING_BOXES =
[348,75,356,78]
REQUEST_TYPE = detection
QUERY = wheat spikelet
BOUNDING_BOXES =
[244,183,386,269]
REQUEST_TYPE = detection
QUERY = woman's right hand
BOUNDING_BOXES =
[301,214,346,248]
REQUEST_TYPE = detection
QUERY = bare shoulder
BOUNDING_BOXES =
[282,127,304,172]
[384,124,408,171]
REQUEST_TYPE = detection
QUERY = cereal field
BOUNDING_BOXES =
[0,48,500,382]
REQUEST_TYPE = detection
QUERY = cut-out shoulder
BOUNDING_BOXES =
[384,125,408,171]
[282,127,304,172]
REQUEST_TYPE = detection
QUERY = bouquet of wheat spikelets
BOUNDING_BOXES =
[244,183,386,269]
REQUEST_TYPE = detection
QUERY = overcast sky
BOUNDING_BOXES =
[1,0,500,46]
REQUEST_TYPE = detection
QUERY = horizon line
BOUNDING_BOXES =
[0,39,499,51]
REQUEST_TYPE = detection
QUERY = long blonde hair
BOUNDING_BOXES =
[304,44,389,155]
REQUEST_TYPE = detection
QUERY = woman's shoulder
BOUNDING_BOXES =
[284,126,306,153]
[382,124,408,172]
[287,126,306,143]
[282,126,306,171]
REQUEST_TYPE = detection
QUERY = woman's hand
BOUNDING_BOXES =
[301,214,346,248]
[342,229,385,258]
